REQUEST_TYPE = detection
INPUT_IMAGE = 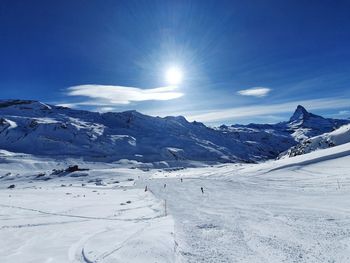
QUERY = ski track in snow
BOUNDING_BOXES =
[1,144,350,262]
[146,177,350,262]
[0,182,174,263]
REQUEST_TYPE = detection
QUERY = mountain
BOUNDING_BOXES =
[279,123,350,158]
[285,105,348,141]
[0,99,348,163]
[219,105,349,146]
[0,100,276,163]
[289,104,310,122]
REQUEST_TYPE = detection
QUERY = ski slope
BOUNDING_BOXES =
[148,143,350,262]
[0,165,175,263]
[1,143,350,262]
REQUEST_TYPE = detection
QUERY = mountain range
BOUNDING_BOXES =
[0,99,348,163]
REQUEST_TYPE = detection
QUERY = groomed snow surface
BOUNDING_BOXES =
[1,143,350,262]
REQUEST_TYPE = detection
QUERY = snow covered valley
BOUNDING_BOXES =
[1,143,350,262]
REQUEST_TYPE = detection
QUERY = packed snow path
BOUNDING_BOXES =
[144,148,350,262]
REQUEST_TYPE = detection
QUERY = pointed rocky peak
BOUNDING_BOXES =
[289,105,310,122]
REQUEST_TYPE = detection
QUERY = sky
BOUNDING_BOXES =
[1,0,350,125]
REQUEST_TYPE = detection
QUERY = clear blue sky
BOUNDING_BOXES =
[1,0,350,124]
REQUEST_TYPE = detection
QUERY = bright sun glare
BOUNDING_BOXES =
[165,67,183,85]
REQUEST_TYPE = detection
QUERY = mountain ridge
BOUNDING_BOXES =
[0,99,348,163]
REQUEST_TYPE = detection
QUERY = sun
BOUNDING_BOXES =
[165,66,183,85]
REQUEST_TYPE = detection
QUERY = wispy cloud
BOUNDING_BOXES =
[338,110,350,115]
[237,87,271,97]
[65,84,184,106]
[186,98,350,123]
[328,110,350,119]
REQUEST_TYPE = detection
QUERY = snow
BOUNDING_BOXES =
[0,166,175,263]
[4,118,17,129]
[281,124,350,158]
[0,142,350,262]
[0,99,348,163]
[331,124,350,142]
[33,117,59,124]
[1,100,350,262]
[147,144,350,262]
[39,102,52,110]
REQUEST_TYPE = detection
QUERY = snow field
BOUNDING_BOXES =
[0,183,175,263]
[1,143,350,262]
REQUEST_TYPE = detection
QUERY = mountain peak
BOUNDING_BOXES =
[296,105,308,113]
[289,105,310,122]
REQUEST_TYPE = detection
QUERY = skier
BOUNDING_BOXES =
[201,187,204,194]
[164,183,166,188]
[145,186,148,192]
[180,178,183,182]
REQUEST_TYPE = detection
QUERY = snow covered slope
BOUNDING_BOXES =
[0,100,348,163]
[280,123,350,158]
[1,140,350,262]
[0,166,175,263]
[147,142,350,262]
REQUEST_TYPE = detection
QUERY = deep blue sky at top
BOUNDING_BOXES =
[0,0,350,124]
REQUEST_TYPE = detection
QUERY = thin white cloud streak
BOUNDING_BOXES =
[186,98,350,123]
[328,110,350,118]
[66,84,184,105]
[338,110,350,115]
[237,87,271,97]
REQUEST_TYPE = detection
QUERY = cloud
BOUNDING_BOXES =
[56,103,76,108]
[237,87,271,97]
[328,110,350,118]
[186,98,350,123]
[338,110,350,115]
[98,107,117,112]
[65,84,184,105]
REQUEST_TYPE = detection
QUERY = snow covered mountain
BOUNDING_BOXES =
[218,105,349,158]
[0,100,348,163]
[280,123,350,158]
[285,105,348,141]
[0,99,270,163]
[221,105,349,141]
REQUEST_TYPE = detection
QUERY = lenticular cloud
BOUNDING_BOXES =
[67,84,184,105]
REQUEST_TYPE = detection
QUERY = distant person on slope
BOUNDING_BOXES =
[201,187,204,194]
